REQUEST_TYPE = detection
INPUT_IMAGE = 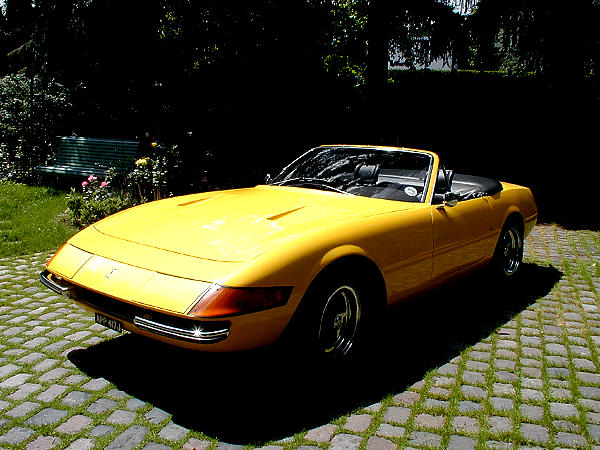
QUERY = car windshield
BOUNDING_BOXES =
[271,146,433,203]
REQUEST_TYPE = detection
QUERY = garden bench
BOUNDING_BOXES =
[35,136,138,178]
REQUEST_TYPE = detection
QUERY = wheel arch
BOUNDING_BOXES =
[503,210,525,234]
[304,252,388,312]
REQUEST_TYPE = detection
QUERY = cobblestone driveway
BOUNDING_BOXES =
[1,224,599,449]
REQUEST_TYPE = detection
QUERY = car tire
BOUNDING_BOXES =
[294,271,374,360]
[491,220,524,281]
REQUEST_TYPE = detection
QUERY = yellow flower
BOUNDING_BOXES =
[135,158,149,167]
[151,142,158,148]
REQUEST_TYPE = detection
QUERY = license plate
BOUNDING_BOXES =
[95,313,122,333]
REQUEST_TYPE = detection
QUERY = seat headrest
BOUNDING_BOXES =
[354,164,381,184]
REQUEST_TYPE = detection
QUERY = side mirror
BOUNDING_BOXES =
[443,191,459,207]
[265,174,271,184]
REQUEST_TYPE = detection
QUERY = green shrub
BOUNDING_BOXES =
[66,174,135,227]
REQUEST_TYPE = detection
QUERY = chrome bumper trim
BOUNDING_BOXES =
[39,270,70,295]
[133,316,230,343]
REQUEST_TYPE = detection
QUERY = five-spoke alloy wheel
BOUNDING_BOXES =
[317,284,361,355]
[492,220,524,280]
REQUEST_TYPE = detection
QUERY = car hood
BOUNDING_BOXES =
[93,185,413,263]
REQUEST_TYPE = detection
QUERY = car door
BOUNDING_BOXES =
[379,205,434,301]
[431,197,495,280]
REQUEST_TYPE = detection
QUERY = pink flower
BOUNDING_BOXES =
[81,181,88,188]
[87,175,97,182]
[100,181,108,188]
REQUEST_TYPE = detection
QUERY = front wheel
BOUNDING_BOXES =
[294,272,374,359]
[317,284,361,356]
[491,222,524,280]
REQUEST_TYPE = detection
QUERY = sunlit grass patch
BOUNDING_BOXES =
[0,182,77,257]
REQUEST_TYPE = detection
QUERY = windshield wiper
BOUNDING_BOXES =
[273,177,354,195]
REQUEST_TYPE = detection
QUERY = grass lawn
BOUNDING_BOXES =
[0,182,78,257]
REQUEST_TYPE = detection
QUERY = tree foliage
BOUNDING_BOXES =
[0,73,70,178]
[0,0,598,184]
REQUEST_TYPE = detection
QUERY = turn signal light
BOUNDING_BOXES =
[188,284,292,318]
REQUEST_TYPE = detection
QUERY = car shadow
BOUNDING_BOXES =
[68,262,562,445]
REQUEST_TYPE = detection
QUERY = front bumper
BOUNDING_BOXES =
[40,270,230,344]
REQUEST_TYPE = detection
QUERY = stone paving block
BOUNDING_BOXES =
[423,398,449,410]
[25,408,67,426]
[376,423,404,438]
[159,422,189,441]
[25,435,61,450]
[488,416,512,434]
[460,385,486,399]
[0,372,31,388]
[520,404,544,421]
[451,416,479,433]
[81,377,109,391]
[392,391,419,406]
[8,382,42,400]
[143,443,172,450]
[90,425,114,437]
[414,413,445,430]
[493,382,516,397]
[329,433,362,450]
[5,400,39,418]
[520,423,550,445]
[549,387,572,400]
[61,390,92,407]
[408,431,442,448]
[87,397,117,414]
[550,402,580,419]
[382,406,411,424]
[344,414,372,432]
[0,362,20,377]
[145,406,170,424]
[105,425,148,450]
[36,384,68,402]
[366,436,396,450]
[521,388,545,403]
[304,424,337,442]
[458,400,483,413]
[555,431,587,448]
[31,358,59,372]
[0,426,35,444]
[56,415,93,434]
[588,424,600,444]
[37,367,69,382]
[17,351,44,364]
[106,409,136,425]
[581,386,600,399]
[65,438,95,450]
[490,396,513,412]
[447,435,476,450]
[182,438,212,450]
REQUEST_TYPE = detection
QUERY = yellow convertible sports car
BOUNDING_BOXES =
[41,146,537,357]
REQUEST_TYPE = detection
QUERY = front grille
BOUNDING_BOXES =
[68,283,230,336]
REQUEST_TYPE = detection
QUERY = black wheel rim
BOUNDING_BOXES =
[501,227,523,276]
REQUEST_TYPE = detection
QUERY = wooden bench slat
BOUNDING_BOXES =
[35,136,139,177]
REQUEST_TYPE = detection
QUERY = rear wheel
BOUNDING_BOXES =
[491,221,524,280]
